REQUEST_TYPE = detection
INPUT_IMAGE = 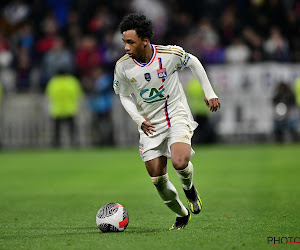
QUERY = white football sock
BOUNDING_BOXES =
[151,173,188,217]
[176,161,194,190]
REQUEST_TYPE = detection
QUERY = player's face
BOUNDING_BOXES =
[122,30,148,61]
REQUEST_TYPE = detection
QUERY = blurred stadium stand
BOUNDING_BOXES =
[0,0,300,148]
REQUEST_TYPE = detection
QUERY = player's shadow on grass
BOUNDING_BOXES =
[125,226,166,234]
[0,226,98,240]
[1,226,168,240]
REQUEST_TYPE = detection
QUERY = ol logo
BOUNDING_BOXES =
[140,85,166,103]
[157,68,167,79]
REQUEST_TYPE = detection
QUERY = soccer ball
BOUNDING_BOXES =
[96,203,129,232]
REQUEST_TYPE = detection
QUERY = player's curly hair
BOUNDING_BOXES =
[119,13,153,39]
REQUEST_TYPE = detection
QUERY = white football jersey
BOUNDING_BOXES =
[113,44,198,137]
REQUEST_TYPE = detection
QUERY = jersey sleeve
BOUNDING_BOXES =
[113,64,133,96]
[170,45,191,70]
[169,45,218,100]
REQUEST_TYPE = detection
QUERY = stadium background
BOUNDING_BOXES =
[0,0,300,148]
[0,1,300,249]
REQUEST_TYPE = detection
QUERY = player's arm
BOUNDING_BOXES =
[185,53,221,112]
[120,95,156,136]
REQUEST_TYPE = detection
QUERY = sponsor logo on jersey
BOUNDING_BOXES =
[140,85,165,103]
[144,73,151,82]
[113,80,119,87]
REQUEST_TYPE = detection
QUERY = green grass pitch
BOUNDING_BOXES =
[0,144,299,249]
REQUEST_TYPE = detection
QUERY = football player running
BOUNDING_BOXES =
[113,13,221,230]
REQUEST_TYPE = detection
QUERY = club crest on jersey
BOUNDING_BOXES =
[157,68,167,79]
[144,73,151,82]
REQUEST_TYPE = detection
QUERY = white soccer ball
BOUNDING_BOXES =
[96,203,129,232]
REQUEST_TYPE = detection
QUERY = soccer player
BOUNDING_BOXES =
[113,14,221,230]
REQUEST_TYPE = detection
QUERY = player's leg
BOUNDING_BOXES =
[146,156,188,216]
[145,156,190,229]
[171,142,202,214]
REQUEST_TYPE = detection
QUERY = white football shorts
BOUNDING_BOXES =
[139,123,195,162]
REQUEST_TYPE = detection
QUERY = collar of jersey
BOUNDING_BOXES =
[132,44,157,67]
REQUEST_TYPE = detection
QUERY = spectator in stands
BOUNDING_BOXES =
[87,6,116,41]
[186,17,224,64]
[242,27,265,62]
[75,36,102,91]
[46,69,83,147]
[166,12,192,45]
[263,0,287,32]
[12,23,35,92]
[46,0,72,30]
[285,9,300,62]
[2,0,30,30]
[35,12,60,56]
[98,31,121,70]
[131,0,168,43]
[243,0,269,37]
[15,46,31,91]
[225,37,250,64]
[41,37,74,90]
[11,23,34,56]
[272,82,297,143]
[88,66,113,145]
[0,32,14,91]
[0,32,13,68]
[218,5,240,46]
[264,27,290,62]
[65,10,82,51]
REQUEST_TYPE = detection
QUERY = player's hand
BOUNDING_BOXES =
[204,97,221,112]
[141,116,156,136]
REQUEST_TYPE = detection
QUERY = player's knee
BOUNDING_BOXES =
[151,173,168,186]
[172,157,189,170]
[151,174,178,201]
